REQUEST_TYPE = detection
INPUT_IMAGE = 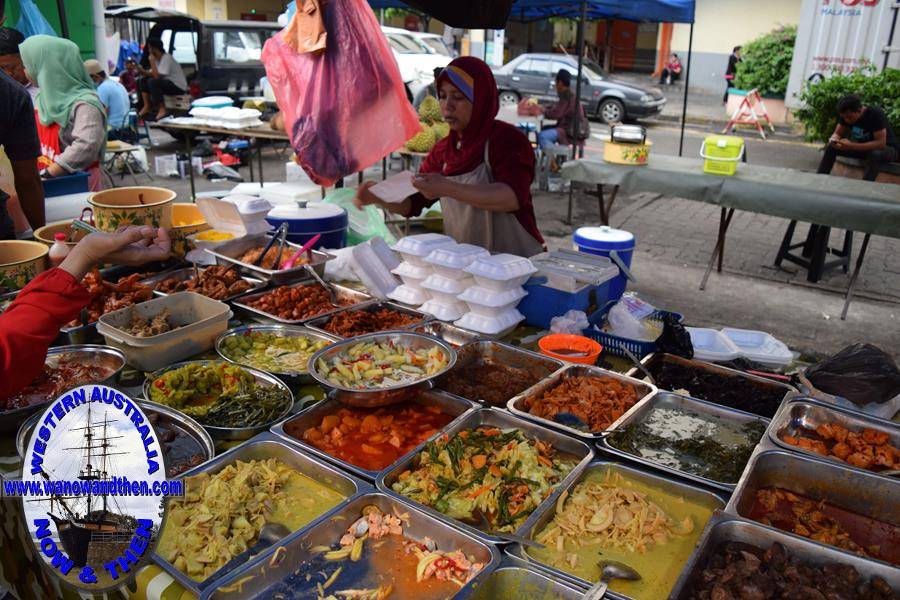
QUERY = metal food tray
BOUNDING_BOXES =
[142,360,294,441]
[204,234,334,284]
[508,460,725,600]
[271,388,477,481]
[138,267,268,302]
[468,556,587,599]
[16,399,215,477]
[215,324,340,384]
[305,300,432,339]
[208,491,501,599]
[152,433,371,598]
[231,280,372,325]
[435,340,565,408]
[413,320,486,346]
[767,397,900,480]
[668,512,900,599]
[726,449,900,566]
[626,353,796,418]
[376,407,594,545]
[599,392,770,492]
[508,364,656,440]
[0,344,126,434]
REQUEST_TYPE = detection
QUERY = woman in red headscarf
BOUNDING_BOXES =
[354,56,545,257]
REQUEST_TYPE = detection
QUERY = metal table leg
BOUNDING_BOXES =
[700,207,735,290]
[258,141,265,186]
[840,233,870,321]
[382,156,388,180]
[566,185,574,225]
[184,135,196,201]
[598,184,619,226]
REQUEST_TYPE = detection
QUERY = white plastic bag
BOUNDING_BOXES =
[550,310,589,334]
[608,293,657,341]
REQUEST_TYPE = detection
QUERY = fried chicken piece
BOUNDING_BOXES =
[873,445,895,468]
[861,428,888,446]
[846,452,873,469]
[831,442,851,460]
[815,423,836,440]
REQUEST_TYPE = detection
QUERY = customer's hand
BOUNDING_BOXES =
[60,226,171,280]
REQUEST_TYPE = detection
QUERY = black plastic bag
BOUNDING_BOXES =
[805,343,900,406]
[655,314,693,359]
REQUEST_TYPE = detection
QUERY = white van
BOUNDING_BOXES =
[381,27,453,107]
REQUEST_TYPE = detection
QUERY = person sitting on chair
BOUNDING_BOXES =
[817,95,899,182]
[537,70,589,150]
[659,53,682,85]
[84,59,132,142]
[137,38,187,121]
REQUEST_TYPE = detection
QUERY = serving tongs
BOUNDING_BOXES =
[252,222,289,269]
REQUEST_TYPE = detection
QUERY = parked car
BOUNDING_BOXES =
[105,6,279,101]
[492,53,666,123]
[381,26,453,106]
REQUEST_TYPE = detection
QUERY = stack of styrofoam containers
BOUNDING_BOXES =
[387,234,455,306]
[455,254,537,335]
[420,244,490,321]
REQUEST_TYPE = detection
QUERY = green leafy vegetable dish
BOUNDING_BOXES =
[391,426,577,534]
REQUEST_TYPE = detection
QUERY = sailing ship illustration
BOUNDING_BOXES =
[34,403,138,568]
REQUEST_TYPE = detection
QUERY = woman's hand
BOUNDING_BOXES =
[60,226,172,280]
[353,181,382,210]
[412,173,451,200]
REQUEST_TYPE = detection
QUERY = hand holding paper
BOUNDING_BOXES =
[368,170,418,204]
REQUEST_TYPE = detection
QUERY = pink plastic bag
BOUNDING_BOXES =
[262,0,420,186]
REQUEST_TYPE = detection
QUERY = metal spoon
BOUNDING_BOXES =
[622,347,656,387]
[583,560,642,599]
[472,510,545,550]
[212,522,291,576]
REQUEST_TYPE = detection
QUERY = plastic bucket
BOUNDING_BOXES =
[573,226,635,303]
[538,334,602,365]
[265,202,349,250]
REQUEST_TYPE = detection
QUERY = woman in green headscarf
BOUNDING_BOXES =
[19,35,110,191]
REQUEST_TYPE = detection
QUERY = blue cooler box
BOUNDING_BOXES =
[573,226,635,303]
[42,172,89,197]
[266,202,348,249]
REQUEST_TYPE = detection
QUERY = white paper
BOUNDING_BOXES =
[369,170,418,204]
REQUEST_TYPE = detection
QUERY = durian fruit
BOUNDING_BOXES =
[418,96,442,125]
[405,122,437,152]
[431,121,450,140]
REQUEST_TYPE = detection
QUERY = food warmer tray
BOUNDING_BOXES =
[138,267,268,302]
[467,555,588,599]
[377,407,594,546]
[230,280,371,325]
[305,300,432,339]
[413,320,487,347]
[205,233,333,284]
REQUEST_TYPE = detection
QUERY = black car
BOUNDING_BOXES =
[492,53,666,123]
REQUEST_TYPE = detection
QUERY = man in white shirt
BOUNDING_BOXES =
[137,38,187,121]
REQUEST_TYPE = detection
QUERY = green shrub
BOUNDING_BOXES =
[733,25,797,97]
[794,67,900,142]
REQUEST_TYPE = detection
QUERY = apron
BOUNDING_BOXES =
[35,109,105,192]
[440,141,544,257]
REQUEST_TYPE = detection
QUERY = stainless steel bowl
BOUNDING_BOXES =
[142,360,294,440]
[0,344,126,434]
[308,331,457,407]
[215,324,340,383]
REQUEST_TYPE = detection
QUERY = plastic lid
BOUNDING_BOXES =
[191,96,233,107]
[267,202,346,222]
[419,299,467,321]
[260,183,322,205]
[387,284,429,306]
[573,226,635,251]
[721,327,793,368]
[686,327,742,363]
[392,261,432,280]
[455,308,524,335]
[425,243,490,270]
[54,233,68,241]
[464,253,537,281]
[530,249,619,285]
[458,285,527,308]
[391,233,455,257]
[196,196,273,235]
[420,274,470,295]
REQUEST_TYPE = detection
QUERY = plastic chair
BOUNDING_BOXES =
[538,142,584,191]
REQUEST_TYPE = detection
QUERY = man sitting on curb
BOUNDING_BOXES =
[817,95,899,182]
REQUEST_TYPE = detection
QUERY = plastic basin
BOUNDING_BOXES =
[538,333,602,365]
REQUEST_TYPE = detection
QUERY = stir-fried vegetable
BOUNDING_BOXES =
[316,341,450,389]
[220,331,331,374]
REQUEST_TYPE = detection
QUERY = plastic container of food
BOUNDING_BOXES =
[425,243,490,279]
[391,233,454,266]
[387,284,430,306]
[391,261,432,287]
[419,299,468,322]
[464,253,537,291]
[721,327,793,369]
[420,273,473,304]
[687,327,742,363]
[537,334,602,365]
[457,285,527,317]
[96,292,232,371]
[188,195,272,251]
[455,308,525,336]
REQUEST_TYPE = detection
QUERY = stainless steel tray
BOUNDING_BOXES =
[726,449,900,566]
[204,233,334,284]
[767,397,900,480]
[153,432,371,598]
[231,280,372,325]
[377,407,594,545]
[305,300,431,339]
[435,340,565,408]
[510,460,725,600]
[271,388,476,481]
[138,266,268,302]
[414,320,487,347]
[467,556,587,599]
[0,344,126,434]
[208,491,501,600]
[668,512,900,599]
[142,360,294,441]
[508,364,656,440]
[600,391,769,491]
[215,324,340,384]
[627,353,796,418]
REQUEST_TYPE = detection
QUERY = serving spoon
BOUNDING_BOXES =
[582,560,642,599]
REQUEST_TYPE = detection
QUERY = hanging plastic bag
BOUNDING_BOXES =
[262,0,419,186]
[281,0,327,55]
[15,0,58,38]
